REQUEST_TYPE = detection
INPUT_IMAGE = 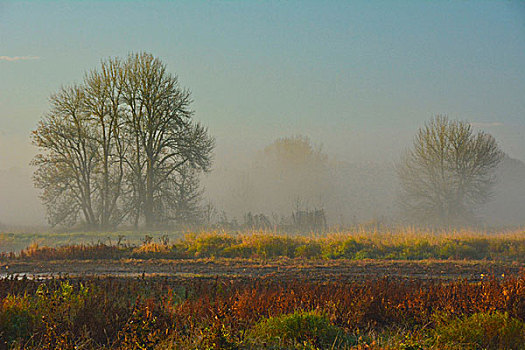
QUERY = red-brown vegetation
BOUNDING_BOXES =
[1,271,524,349]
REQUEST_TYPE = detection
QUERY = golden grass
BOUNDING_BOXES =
[2,227,524,261]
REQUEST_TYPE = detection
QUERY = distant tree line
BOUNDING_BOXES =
[215,118,504,229]
[31,54,506,230]
[32,53,214,229]
[211,208,327,232]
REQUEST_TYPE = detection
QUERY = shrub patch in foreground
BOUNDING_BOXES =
[248,310,354,349]
[434,311,525,350]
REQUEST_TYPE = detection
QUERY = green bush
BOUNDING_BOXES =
[0,296,35,346]
[438,240,483,260]
[322,238,364,259]
[295,242,322,259]
[186,234,238,257]
[248,310,353,349]
[400,240,435,260]
[197,323,238,350]
[433,311,525,350]
[223,244,254,258]
[253,236,298,259]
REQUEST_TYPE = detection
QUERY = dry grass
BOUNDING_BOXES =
[1,228,524,262]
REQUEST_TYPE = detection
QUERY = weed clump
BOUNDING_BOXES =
[248,310,352,349]
[0,295,34,347]
[433,311,525,350]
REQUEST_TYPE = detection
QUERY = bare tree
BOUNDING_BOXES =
[83,57,127,228]
[159,164,205,226]
[32,53,214,229]
[32,86,99,227]
[397,115,504,226]
[33,63,127,229]
[120,53,214,228]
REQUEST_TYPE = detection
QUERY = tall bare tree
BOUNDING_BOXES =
[83,57,127,228]
[397,115,504,226]
[120,53,214,228]
[32,53,214,229]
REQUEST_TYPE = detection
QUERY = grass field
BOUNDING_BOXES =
[2,228,525,261]
[0,230,186,254]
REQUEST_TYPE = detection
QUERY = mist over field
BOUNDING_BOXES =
[1,1,524,230]
[1,131,525,228]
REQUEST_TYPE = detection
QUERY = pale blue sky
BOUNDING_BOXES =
[1,0,524,166]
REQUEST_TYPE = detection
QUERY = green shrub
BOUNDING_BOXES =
[0,295,35,346]
[433,311,525,350]
[322,238,364,259]
[248,310,353,349]
[400,240,436,260]
[223,244,254,258]
[438,240,483,260]
[198,323,238,350]
[252,236,298,259]
[339,239,364,259]
[354,249,377,259]
[295,242,322,259]
[186,234,238,257]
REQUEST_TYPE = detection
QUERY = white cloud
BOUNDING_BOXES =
[0,55,40,62]
[470,122,503,128]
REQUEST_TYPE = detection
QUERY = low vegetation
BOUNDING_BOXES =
[248,311,352,349]
[1,272,525,349]
[2,229,525,262]
[2,229,523,348]
[433,311,525,349]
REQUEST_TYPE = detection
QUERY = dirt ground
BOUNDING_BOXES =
[1,258,523,281]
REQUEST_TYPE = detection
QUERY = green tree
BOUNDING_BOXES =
[397,115,504,226]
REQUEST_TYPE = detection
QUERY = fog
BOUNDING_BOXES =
[202,134,525,229]
[1,2,524,230]
[1,128,524,230]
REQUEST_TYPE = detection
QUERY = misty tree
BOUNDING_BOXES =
[397,115,504,226]
[83,57,127,228]
[120,53,214,227]
[32,53,214,229]
[262,135,332,210]
[263,135,328,171]
[158,164,205,226]
[32,86,100,227]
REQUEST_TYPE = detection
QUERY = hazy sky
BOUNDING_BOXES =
[1,0,525,170]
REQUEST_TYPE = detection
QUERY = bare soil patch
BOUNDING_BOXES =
[1,258,522,281]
